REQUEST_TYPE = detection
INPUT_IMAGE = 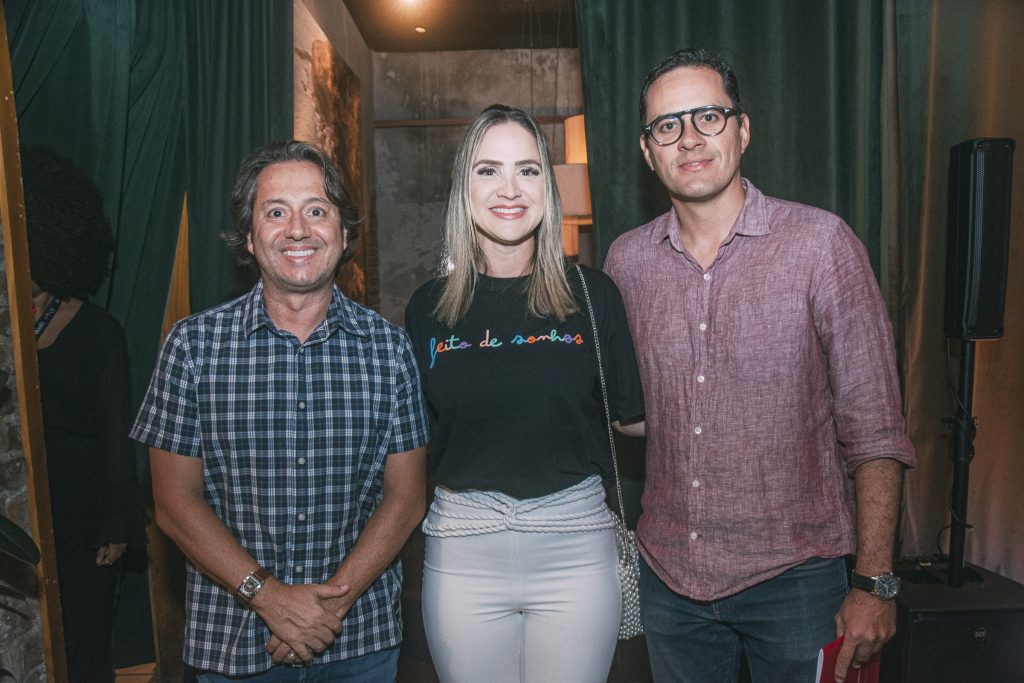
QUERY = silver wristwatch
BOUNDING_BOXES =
[850,570,901,600]
[236,567,271,606]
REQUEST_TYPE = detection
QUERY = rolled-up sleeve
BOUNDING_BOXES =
[810,222,916,473]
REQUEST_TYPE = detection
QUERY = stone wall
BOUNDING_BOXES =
[0,234,45,681]
[373,48,583,323]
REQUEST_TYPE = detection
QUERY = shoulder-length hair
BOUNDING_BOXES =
[435,104,577,327]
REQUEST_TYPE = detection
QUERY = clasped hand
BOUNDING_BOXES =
[251,580,352,666]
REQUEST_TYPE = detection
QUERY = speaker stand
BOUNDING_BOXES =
[947,339,976,587]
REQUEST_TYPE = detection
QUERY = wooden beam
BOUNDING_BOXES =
[149,195,191,682]
[0,8,67,682]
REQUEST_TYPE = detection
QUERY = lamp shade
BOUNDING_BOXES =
[553,163,592,217]
[564,114,588,164]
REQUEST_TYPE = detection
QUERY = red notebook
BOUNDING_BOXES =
[816,635,880,683]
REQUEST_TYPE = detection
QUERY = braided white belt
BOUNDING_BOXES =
[422,475,616,537]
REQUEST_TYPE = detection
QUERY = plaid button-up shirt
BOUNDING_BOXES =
[131,281,429,675]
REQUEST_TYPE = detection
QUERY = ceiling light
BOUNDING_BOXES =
[414,26,427,33]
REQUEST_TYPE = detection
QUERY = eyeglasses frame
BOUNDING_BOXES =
[642,105,743,146]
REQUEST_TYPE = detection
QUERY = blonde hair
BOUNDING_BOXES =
[435,104,577,326]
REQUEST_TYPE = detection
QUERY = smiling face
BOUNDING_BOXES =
[246,160,345,298]
[469,122,545,262]
[640,66,750,206]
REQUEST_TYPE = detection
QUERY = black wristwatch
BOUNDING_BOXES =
[236,567,272,606]
[850,570,901,600]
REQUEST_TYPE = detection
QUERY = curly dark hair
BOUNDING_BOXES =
[224,140,362,269]
[22,147,114,299]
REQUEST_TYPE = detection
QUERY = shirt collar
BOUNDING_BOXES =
[243,280,371,340]
[648,178,772,249]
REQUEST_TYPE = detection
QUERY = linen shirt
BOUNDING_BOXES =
[131,281,429,675]
[604,180,915,602]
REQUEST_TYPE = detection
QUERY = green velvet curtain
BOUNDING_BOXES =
[7,0,186,407]
[184,2,294,312]
[577,1,893,290]
[576,0,1024,583]
[7,0,295,405]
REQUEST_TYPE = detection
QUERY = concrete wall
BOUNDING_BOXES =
[373,48,583,323]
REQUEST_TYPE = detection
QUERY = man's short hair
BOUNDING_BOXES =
[639,47,743,128]
[224,140,361,267]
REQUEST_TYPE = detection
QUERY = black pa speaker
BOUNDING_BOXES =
[881,561,1024,682]
[944,138,1015,339]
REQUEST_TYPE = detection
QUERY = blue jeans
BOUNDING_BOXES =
[197,647,399,683]
[640,555,848,682]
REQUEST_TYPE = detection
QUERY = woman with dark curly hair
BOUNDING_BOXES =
[23,147,145,683]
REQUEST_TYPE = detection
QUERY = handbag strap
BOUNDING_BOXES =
[574,264,628,521]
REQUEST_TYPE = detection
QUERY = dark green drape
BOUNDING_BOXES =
[10,0,295,369]
[184,2,293,312]
[8,0,186,408]
[576,1,891,291]
[9,0,295,418]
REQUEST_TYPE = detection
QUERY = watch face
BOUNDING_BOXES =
[875,573,901,599]
[240,575,262,598]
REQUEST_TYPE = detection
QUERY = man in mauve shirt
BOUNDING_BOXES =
[604,47,916,683]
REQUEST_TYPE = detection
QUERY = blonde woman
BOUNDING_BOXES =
[404,104,644,682]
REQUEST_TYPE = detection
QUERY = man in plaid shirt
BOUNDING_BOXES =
[132,141,429,680]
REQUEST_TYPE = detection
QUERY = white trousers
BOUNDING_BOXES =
[421,481,621,683]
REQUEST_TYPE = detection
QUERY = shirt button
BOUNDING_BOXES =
[692,479,700,488]
[297,457,306,465]
[699,323,707,331]
[689,531,698,540]
[295,565,303,574]
[694,426,702,435]
[297,513,306,521]
[298,400,306,410]
[697,375,705,383]
[703,272,711,281]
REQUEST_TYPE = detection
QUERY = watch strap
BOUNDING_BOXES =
[850,571,876,592]
[236,567,272,605]
[850,570,899,599]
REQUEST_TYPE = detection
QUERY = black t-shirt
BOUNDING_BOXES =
[38,301,145,547]
[404,265,644,499]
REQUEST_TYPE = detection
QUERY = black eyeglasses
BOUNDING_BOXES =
[643,105,742,145]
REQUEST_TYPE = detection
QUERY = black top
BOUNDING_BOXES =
[404,265,644,499]
[38,300,144,548]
